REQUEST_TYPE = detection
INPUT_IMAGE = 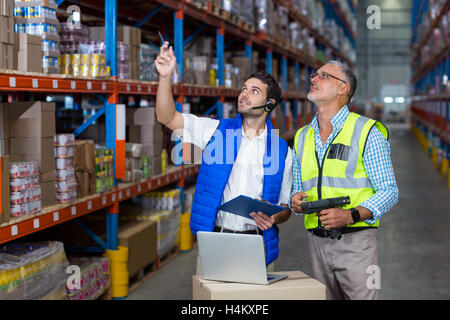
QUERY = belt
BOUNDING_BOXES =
[309,226,375,238]
[214,226,262,235]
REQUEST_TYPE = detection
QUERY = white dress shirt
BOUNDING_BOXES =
[180,113,293,231]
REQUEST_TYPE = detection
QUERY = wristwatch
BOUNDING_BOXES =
[349,208,361,224]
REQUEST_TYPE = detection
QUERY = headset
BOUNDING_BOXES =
[251,100,277,113]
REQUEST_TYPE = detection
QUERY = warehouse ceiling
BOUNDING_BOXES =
[355,0,413,103]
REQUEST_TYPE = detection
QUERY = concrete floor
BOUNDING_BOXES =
[127,125,450,300]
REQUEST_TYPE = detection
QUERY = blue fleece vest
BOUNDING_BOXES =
[190,114,288,265]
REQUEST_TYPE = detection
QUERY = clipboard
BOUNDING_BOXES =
[217,195,285,220]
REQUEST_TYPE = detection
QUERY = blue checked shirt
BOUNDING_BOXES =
[289,105,399,224]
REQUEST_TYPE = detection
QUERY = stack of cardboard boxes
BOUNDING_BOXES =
[127,107,163,177]
[89,25,141,80]
[0,101,57,225]
[118,26,141,81]
[0,0,14,70]
[8,102,56,208]
[13,0,60,74]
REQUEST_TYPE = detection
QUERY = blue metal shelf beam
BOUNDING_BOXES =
[134,3,165,29]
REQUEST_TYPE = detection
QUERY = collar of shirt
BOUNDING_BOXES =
[241,123,267,141]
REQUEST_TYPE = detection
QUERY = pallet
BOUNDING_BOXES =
[156,244,180,269]
[127,245,180,294]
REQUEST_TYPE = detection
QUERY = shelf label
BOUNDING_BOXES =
[126,84,130,91]
[138,85,141,92]
[157,178,161,185]
[148,182,152,189]
[147,86,151,92]
[52,79,58,89]
[9,77,16,87]
[33,218,40,229]
[126,189,131,197]
[11,225,18,236]
[102,82,106,90]
[137,184,142,193]
[32,79,38,88]
[87,81,92,90]
[166,176,170,183]
[102,196,106,205]
[87,200,92,210]
[112,193,116,202]
[53,211,59,222]
[118,191,123,200]
[71,81,76,90]
[71,206,77,215]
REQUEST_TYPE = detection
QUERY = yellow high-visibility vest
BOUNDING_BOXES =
[294,112,389,230]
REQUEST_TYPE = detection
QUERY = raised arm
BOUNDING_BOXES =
[155,41,184,133]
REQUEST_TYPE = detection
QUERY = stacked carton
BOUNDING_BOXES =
[89,25,141,80]
[8,102,56,208]
[0,0,14,69]
[73,139,96,199]
[127,107,163,176]
[13,0,60,73]
[13,33,42,72]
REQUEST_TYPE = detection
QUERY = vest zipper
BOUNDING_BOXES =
[314,131,342,228]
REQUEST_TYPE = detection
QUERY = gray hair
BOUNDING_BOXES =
[326,60,357,103]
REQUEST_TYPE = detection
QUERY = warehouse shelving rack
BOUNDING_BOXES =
[0,0,357,288]
[410,0,450,188]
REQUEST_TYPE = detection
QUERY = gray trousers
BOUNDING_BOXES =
[307,228,379,300]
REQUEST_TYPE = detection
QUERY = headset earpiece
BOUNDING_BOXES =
[264,100,276,113]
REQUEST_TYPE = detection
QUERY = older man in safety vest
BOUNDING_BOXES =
[289,60,399,300]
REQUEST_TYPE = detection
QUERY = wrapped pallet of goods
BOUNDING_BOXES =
[66,256,110,300]
[0,241,69,300]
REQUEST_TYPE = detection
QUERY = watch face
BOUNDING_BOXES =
[351,208,360,223]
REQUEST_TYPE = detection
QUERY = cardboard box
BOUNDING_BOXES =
[133,107,156,125]
[73,140,95,172]
[0,16,13,44]
[41,180,56,208]
[128,123,162,143]
[0,103,8,139]
[10,111,55,138]
[0,0,13,17]
[10,153,55,173]
[118,220,158,278]
[141,140,163,157]
[10,137,55,173]
[13,32,41,50]
[40,170,56,183]
[75,170,95,198]
[10,137,53,155]
[0,155,10,224]
[13,34,42,73]
[0,139,7,156]
[118,26,141,46]
[193,271,326,300]
[0,43,13,69]
[152,155,162,176]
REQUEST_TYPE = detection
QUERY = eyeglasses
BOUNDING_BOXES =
[310,71,348,85]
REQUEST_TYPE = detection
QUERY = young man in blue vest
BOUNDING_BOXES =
[289,61,399,299]
[155,42,293,269]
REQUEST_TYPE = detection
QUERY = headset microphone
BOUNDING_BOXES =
[250,100,276,113]
[251,105,266,110]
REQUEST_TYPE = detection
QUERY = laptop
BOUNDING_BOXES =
[197,231,288,285]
